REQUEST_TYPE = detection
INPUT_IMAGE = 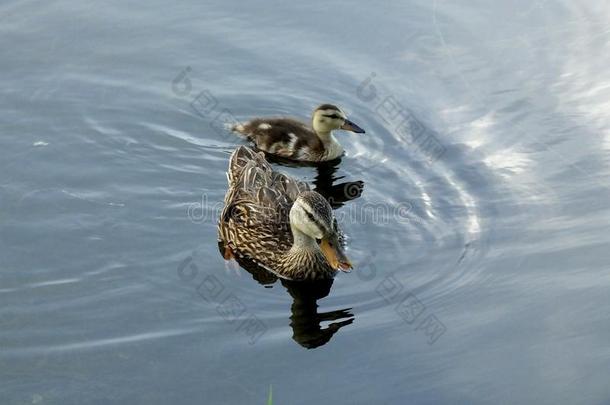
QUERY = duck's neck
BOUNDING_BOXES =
[315,131,343,159]
[290,227,319,252]
[281,227,332,280]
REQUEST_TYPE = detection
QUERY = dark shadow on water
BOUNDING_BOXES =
[263,152,364,209]
[282,278,354,349]
[225,250,355,349]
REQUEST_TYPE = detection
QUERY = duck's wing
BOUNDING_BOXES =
[219,146,310,261]
[233,118,323,160]
[227,145,262,187]
[226,145,309,197]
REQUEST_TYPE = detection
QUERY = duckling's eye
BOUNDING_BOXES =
[316,238,322,245]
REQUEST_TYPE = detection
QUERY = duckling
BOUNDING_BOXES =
[231,104,365,162]
[218,146,352,280]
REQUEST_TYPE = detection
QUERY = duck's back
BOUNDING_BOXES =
[219,146,309,267]
[233,118,323,161]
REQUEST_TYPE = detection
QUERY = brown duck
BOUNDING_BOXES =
[218,146,352,280]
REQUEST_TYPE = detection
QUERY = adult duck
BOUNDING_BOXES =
[218,146,352,280]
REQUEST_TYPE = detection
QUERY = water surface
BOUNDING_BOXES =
[2,1,610,404]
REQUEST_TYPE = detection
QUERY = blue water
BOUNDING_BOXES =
[2,1,610,404]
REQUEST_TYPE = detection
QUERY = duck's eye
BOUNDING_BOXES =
[305,211,316,223]
[316,238,322,245]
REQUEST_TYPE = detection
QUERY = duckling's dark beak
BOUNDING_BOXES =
[320,235,352,273]
[341,119,365,134]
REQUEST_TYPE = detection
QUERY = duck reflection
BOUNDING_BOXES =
[263,153,364,208]
[226,251,354,349]
[283,278,354,349]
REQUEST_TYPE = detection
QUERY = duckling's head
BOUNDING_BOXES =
[289,191,352,272]
[312,104,365,136]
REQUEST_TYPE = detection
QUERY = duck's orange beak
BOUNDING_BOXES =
[340,119,365,134]
[320,236,352,272]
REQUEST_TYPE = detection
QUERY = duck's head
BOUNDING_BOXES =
[289,191,352,272]
[312,104,365,136]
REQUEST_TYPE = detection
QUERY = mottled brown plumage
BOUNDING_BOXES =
[218,146,351,280]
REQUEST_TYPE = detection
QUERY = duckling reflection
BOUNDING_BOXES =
[262,153,364,209]
[221,247,354,349]
[313,160,364,209]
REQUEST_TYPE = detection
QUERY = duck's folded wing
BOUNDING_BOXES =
[270,171,310,202]
[227,146,268,186]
